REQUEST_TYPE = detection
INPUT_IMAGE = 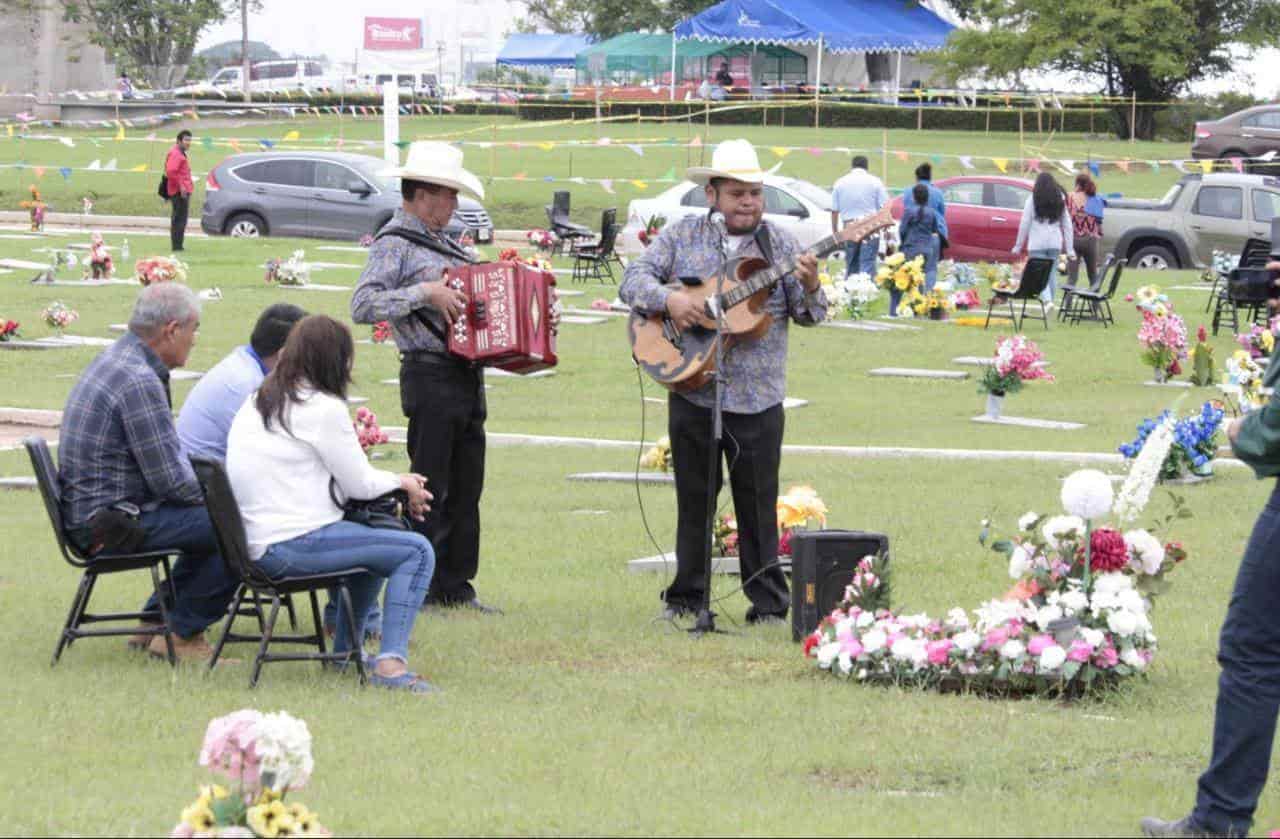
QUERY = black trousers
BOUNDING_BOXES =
[170,193,189,251]
[399,357,486,604]
[666,394,788,617]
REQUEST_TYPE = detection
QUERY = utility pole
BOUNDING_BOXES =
[241,0,251,103]
[437,40,446,112]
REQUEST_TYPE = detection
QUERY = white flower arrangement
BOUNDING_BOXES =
[266,250,310,286]
[1113,415,1176,523]
[825,272,880,320]
[1061,469,1114,520]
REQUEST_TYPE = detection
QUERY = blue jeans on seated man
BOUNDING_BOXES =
[125,504,238,639]
[255,521,435,663]
[1029,247,1060,303]
[1188,483,1280,836]
[843,235,878,278]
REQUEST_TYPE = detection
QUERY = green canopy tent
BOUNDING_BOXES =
[574,32,805,87]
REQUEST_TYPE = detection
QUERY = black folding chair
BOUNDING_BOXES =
[571,208,623,283]
[189,456,368,688]
[545,190,592,256]
[984,258,1053,330]
[1064,258,1126,327]
[25,436,179,667]
[1060,253,1115,321]
[1211,241,1272,334]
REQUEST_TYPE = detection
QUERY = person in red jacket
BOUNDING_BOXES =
[165,130,194,252]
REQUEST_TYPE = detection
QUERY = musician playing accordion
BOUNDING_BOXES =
[619,139,826,626]
[351,142,502,616]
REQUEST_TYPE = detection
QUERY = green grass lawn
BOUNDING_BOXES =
[0,113,1190,230]
[0,220,1276,834]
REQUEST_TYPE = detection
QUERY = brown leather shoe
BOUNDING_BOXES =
[148,633,239,665]
[126,621,164,651]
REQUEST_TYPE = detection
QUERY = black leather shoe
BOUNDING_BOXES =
[424,597,503,616]
[745,607,786,625]
[660,604,695,622]
[1140,816,1226,838]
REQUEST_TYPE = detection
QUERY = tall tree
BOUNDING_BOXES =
[58,0,231,88]
[933,0,1280,139]
[518,0,704,39]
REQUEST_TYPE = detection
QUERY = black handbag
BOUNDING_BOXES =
[329,479,411,531]
[157,175,169,201]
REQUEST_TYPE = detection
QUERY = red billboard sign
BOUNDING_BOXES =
[363,17,423,50]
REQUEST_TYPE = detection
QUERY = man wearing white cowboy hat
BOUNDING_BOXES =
[620,138,826,626]
[351,141,501,615]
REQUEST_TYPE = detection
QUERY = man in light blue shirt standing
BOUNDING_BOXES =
[830,156,889,277]
[177,303,307,461]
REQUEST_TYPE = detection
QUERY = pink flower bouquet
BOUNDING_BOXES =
[354,406,388,451]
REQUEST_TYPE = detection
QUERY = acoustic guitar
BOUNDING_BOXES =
[629,207,895,392]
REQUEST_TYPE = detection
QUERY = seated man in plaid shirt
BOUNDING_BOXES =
[59,283,238,663]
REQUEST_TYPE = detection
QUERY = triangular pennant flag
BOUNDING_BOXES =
[807,147,822,156]
[1260,150,1278,162]
[114,122,124,141]
[283,130,299,142]
[130,163,146,172]
[993,158,1008,173]
[335,138,344,149]
[1172,160,1188,173]
[229,139,243,152]
[1200,159,1214,174]
[958,155,974,170]
[660,167,675,181]
[258,139,274,149]
[58,166,71,180]
[631,179,648,189]
[930,154,942,165]
[58,136,75,148]
[537,142,555,151]
[201,136,213,150]
[688,135,701,148]
[4,124,11,137]
[894,150,909,162]
[512,172,527,181]
[86,159,101,170]
[1148,161,1160,173]
[1027,158,1042,172]
[146,132,156,141]
[394,140,410,149]
[33,166,44,178]
[599,179,614,194]
[1116,160,1131,173]
[1087,160,1100,177]
[1059,159,1075,173]
[626,144,645,156]
[1229,156,1243,173]
[772,146,792,158]
[104,158,116,171]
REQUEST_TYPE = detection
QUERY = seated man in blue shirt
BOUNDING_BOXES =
[59,283,239,663]
[177,303,306,461]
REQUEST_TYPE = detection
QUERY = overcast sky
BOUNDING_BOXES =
[196,0,1278,98]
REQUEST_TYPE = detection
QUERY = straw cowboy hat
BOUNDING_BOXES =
[686,138,768,186]
[381,141,485,200]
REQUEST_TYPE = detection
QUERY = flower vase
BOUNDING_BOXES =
[1191,461,1214,478]
[985,391,1005,419]
[1152,367,1168,384]
[929,308,946,321]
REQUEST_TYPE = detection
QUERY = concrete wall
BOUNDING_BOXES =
[0,1,112,116]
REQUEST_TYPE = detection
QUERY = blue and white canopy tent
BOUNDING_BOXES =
[671,0,956,102]
[496,33,594,68]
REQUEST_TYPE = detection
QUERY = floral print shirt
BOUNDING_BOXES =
[620,213,827,414]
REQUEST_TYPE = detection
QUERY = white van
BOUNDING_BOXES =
[179,60,335,94]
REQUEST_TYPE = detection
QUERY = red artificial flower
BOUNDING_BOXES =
[1197,325,1208,343]
[1164,541,1188,564]
[802,633,820,657]
[1087,527,1129,572]
[498,248,519,262]
[778,528,793,557]
[372,321,392,344]
[1168,358,1182,376]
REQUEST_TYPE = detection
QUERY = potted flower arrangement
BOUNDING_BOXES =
[0,319,19,342]
[1202,249,1237,283]
[1235,320,1277,359]
[713,485,828,557]
[371,321,393,344]
[20,185,46,231]
[639,436,672,472]
[135,255,189,287]
[170,708,329,838]
[950,288,982,311]
[1118,401,1225,481]
[805,424,1190,699]
[976,335,1054,418]
[1189,326,1216,386]
[265,251,309,286]
[353,406,389,452]
[978,262,1015,293]
[873,252,926,316]
[1138,308,1188,383]
[1224,350,1267,412]
[637,214,667,248]
[499,248,554,274]
[41,301,78,336]
[825,272,880,321]
[525,228,556,252]
[915,288,953,320]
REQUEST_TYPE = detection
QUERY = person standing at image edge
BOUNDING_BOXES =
[165,130,194,253]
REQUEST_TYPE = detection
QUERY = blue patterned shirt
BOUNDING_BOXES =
[620,214,827,414]
[59,332,202,528]
[350,208,466,353]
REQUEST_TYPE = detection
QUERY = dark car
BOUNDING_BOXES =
[200,151,493,242]
[1192,105,1280,169]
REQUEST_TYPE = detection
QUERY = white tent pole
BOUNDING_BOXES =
[670,33,677,101]
[894,50,902,106]
[814,32,823,129]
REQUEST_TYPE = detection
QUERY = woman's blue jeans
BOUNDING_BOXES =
[1030,247,1060,303]
[256,521,435,664]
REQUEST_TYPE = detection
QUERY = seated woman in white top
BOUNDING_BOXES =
[227,314,437,694]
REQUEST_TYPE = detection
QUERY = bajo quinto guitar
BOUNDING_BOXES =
[628,207,894,392]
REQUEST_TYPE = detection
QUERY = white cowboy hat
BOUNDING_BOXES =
[686,138,768,185]
[381,141,485,200]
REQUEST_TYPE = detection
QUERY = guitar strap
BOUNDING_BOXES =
[754,221,795,313]
[375,226,477,346]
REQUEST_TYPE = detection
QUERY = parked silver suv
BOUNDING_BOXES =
[199,151,494,242]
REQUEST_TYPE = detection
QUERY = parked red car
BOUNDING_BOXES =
[889,175,1035,263]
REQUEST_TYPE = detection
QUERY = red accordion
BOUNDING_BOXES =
[444,261,558,374]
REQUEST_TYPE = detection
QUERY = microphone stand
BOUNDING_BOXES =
[691,234,732,637]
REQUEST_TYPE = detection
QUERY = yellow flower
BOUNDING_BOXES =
[818,271,832,287]
[181,802,216,833]
[777,485,828,529]
[247,800,294,839]
[885,251,905,268]
[288,803,322,836]
[1262,331,1275,353]
[894,274,911,291]
[1136,285,1160,303]
[199,784,230,802]
[1152,302,1168,317]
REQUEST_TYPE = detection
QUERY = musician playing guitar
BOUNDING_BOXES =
[351,142,503,616]
[619,139,826,625]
